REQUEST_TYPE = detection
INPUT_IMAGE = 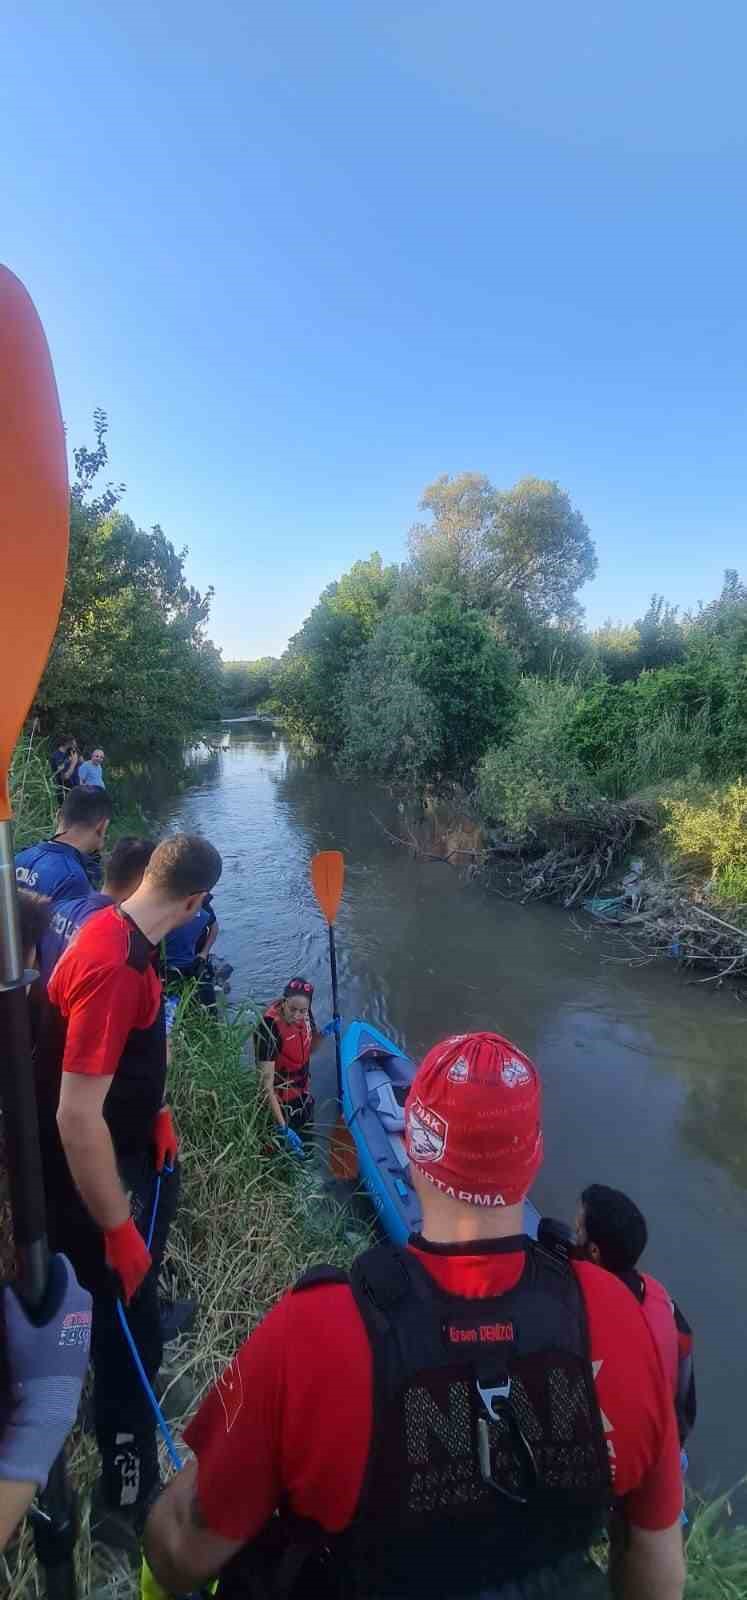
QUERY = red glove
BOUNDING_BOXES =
[104,1218,152,1304]
[152,1105,179,1173]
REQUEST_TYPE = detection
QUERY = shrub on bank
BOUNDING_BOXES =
[477,678,598,835]
[663,779,747,878]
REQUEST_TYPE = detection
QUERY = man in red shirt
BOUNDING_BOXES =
[145,1031,686,1599]
[40,832,222,1542]
[576,1184,696,1447]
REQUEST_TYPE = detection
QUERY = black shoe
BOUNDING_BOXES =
[90,1488,148,1566]
[159,1296,197,1342]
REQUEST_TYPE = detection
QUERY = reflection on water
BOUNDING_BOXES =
[149,726,747,1492]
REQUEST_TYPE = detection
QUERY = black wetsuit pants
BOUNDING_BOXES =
[50,1149,180,1513]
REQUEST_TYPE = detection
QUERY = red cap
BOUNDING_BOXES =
[405,1032,543,1207]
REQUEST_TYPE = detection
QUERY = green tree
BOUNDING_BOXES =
[221,658,278,715]
[487,478,597,624]
[634,594,684,671]
[590,619,643,683]
[339,592,515,781]
[405,473,596,626]
[36,413,222,753]
[272,553,397,750]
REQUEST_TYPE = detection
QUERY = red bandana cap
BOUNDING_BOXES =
[405,1032,543,1207]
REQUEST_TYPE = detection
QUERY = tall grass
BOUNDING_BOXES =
[9,732,58,849]
[596,706,713,801]
[684,1486,747,1598]
[164,995,370,1399]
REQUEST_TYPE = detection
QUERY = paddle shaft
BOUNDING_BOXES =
[0,821,78,1599]
[327,924,342,1105]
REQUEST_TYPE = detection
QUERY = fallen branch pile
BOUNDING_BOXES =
[488,799,656,907]
[602,884,747,983]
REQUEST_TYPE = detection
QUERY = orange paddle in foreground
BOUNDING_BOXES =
[0,264,75,1597]
[310,850,358,1180]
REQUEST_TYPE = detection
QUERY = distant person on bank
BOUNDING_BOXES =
[50,734,80,798]
[78,747,106,788]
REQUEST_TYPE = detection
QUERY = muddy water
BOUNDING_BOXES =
[154,724,746,1492]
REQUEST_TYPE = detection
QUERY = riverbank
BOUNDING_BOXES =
[378,784,747,987]
[4,733,747,1595]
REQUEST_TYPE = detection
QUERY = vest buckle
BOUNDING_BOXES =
[475,1377,539,1504]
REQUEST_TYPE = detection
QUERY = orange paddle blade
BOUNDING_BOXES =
[0,267,69,820]
[311,850,345,925]
[329,1115,359,1181]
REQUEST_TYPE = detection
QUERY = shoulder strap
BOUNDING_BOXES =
[351,1244,413,1313]
[293,1264,349,1295]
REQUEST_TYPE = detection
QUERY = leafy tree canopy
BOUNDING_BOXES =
[36,412,222,754]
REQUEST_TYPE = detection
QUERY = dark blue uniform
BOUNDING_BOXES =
[163,905,214,972]
[15,839,99,905]
[38,890,112,985]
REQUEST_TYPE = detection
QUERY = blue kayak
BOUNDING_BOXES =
[341,1018,540,1246]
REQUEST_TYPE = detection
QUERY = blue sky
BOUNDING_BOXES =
[3,1,746,658]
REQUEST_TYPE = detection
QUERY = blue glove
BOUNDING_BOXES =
[279,1125,305,1157]
[321,1018,340,1038]
[0,1255,92,1489]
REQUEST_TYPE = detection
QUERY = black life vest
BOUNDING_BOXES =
[217,1238,612,1600]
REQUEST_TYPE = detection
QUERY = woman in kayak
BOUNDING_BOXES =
[257,978,321,1151]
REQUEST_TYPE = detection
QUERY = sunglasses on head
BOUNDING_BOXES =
[286,980,313,995]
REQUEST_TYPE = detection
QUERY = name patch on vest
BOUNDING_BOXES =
[444,1317,515,1347]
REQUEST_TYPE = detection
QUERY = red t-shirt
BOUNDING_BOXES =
[185,1240,682,1547]
[48,904,161,1078]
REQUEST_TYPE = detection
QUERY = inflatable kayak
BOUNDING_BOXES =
[341,1018,540,1246]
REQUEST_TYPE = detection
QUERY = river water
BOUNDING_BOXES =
[152,723,745,1493]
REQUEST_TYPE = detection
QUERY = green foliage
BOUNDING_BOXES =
[489,477,597,624]
[566,680,642,777]
[272,553,400,751]
[683,1484,747,1597]
[590,619,643,683]
[478,679,597,834]
[591,595,684,682]
[9,735,58,849]
[663,780,747,874]
[221,657,278,716]
[271,474,595,779]
[340,657,439,784]
[398,592,516,778]
[407,473,596,626]
[339,591,515,782]
[36,413,222,757]
[714,863,747,904]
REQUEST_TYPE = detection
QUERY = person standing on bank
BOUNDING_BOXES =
[256,978,322,1155]
[37,834,156,985]
[144,1031,685,1600]
[15,785,113,904]
[49,734,80,799]
[576,1184,696,1446]
[78,746,106,788]
[37,832,222,1548]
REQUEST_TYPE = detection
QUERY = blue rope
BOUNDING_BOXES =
[116,1300,183,1474]
[117,1162,182,1475]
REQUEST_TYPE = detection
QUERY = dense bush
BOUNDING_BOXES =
[340,595,515,782]
[663,780,747,875]
[478,679,598,835]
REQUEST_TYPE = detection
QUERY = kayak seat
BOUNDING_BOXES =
[365,1067,406,1133]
